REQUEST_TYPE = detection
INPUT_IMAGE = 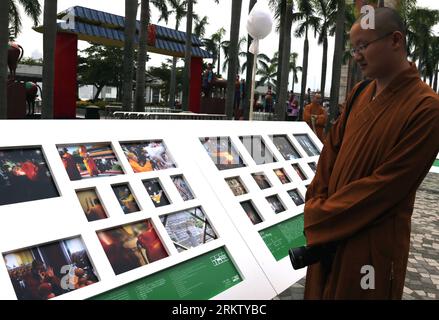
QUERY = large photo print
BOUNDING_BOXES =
[0,147,59,206]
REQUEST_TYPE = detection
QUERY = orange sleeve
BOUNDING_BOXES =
[315,108,328,126]
[303,105,312,124]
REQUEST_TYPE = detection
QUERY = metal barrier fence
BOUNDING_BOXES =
[112,111,227,120]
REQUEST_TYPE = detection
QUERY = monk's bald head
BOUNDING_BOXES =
[355,7,407,45]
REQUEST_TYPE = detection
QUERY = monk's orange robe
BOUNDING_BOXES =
[303,103,327,141]
[304,63,439,299]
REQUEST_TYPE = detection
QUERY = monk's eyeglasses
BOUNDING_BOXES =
[350,32,394,57]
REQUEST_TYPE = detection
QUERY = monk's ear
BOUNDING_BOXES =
[391,31,405,51]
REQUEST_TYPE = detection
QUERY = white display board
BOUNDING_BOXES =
[0,120,277,300]
[184,121,322,295]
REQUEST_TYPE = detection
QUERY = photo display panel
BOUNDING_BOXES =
[431,153,439,173]
[193,121,322,294]
[0,120,275,300]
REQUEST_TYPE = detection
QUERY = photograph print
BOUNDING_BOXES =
[293,134,321,157]
[252,172,271,190]
[121,140,176,173]
[200,137,246,170]
[97,220,168,275]
[172,175,195,201]
[76,188,108,222]
[112,183,141,214]
[266,195,286,214]
[239,135,276,165]
[274,168,291,184]
[292,163,307,181]
[288,189,305,206]
[240,201,263,225]
[160,207,217,252]
[270,135,301,160]
[3,237,98,300]
[57,143,123,180]
[0,147,59,206]
[143,178,171,208]
[225,176,247,196]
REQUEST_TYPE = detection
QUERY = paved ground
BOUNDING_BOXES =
[276,172,439,300]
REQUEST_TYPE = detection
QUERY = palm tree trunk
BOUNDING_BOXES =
[41,0,58,119]
[276,0,287,94]
[217,41,221,77]
[122,0,138,111]
[225,0,243,119]
[243,0,257,120]
[299,26,309,120]
[168,57,177,108]
[327,0,346,131]
[134,0,150,112]
[276,1,293,121]
[169,20,180,109]
[182,0,194,111]
[320,36,328,98]
[291,71,295,94]
[0,0,9,119]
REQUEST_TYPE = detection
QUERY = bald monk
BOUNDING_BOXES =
[303,94,328,141]
[304,7,439,299]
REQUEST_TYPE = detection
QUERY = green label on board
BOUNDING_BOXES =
[434,160,439,168]
[91,247,242,300]
[259,214,306,261]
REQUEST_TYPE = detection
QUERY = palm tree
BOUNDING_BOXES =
[225,0,243,119]
[257,57,278,88]
[242,53,271,74]
[8,0,41,37]
[222,37,247,73]
[211,27,226,76]
[41,0,57,119]
[328,0,345,127]
[288,52,302,95]
[167,0,192,109]
[194,16,209,38]
[134,0,168,111]
[243,0,257,120]
[134,0,150,112]
[181,0,194,111]
[407,8,439,82]
[0,2,8,119]
[313,0,337,99]
[122,0,138,111]
[293,0,320,119]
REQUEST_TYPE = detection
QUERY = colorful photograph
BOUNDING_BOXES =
[240,201,263,225]
[172,175,195,201]
[274,168,291,184]
[97,220,168,275]
[3,237,98,300]
[252,172,271,190]
[200,137,246,170]
[266,195,286,214]
[57,143,123,180]
[76,189,108,222]
[225,176,247,196]
[270,135,301,160]
[160,207,217,252]
[121,141,176,173]
[112,184,141,214]
[288,189,305,206]
[294,134,321,157]
[143,178,171,207]
[239,135,277,165]
[308,162,318,173]
[292,163,307,181]
[0,147,59,206]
